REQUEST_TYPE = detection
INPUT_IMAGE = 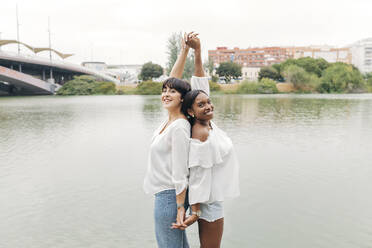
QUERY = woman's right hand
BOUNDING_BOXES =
[171,207,187,229]
[186,32,200,50]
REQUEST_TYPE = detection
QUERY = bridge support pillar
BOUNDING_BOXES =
[42,69,46,80]
[18,64,22,72]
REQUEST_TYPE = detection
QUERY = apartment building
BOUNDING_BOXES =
[350,38,372,73]
[208,46,290,67]
[285,45,352,64]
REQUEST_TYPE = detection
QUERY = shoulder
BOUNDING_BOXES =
[173,118,191,129]
[191,124,209,142]
[171,118,191,136]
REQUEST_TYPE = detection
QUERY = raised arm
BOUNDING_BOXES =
[187,35,205,77]
[169,33,190,79]
[187,34,210,94]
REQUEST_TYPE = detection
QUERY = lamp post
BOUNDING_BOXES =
[16,4,20,55]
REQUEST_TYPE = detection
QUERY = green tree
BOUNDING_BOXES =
[139,62,163,81]
[57,75,116,95]
[280,57,329,77]
[283,65,311,89]
[166,32,194,79]
[203,56,215,76]
[216,62,242,83]
[366,73,372,92]
[258,66,281,81]
[320,63,366,93]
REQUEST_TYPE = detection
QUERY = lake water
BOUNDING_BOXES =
[1,94,372,248]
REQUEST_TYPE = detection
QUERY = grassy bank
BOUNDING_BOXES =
[58,75,372,96]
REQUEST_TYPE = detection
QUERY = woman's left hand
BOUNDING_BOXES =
[171,213,199,230]
[171,207,187,229]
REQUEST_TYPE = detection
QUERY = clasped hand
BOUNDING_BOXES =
[181,31,201,51]
[171,207,199,230]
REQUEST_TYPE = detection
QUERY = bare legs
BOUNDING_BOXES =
[198,218,224,248]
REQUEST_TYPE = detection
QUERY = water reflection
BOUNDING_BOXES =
[0,94,372,248]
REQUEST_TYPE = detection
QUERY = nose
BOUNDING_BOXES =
[163,89,170,97]
[205,103,212,110]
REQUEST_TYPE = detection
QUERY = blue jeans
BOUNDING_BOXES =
[154,189,189,248]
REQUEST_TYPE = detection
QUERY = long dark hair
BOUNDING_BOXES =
[162,77,191,99]
[181,89,208,125]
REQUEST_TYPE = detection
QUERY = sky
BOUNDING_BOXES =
[0,0,371,67]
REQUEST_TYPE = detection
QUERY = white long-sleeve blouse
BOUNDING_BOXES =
[143,118,191,195]
[143,76,208,196]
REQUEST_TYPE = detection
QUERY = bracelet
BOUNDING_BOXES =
[177,203,184,209]
[191,210,201,217]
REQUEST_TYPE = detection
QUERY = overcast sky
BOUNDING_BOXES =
[0,0,371,67]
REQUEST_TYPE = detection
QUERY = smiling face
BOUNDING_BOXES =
[161,86,183,110]
[188,92,214,121]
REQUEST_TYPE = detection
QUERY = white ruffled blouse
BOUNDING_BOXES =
[188,76,240,205]
[188,121,240,205]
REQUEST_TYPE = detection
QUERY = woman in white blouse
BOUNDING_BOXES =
[143,32,203,248]
[172,36,240,248]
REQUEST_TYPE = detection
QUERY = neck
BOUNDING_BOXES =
[194,119,210,127]
[167,108,183,121]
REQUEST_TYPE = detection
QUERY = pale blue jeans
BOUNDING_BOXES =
[154,189,189,248]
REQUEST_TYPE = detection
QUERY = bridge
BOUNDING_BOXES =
[0,50,119,96]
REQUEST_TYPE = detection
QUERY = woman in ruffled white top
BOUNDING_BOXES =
[171,35,240,248]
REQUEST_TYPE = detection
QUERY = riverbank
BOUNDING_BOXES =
[54,75,372,96]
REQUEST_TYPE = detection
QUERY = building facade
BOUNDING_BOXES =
[285,46,352,64]
[208,46,290,67]
[209,45,353,69]
[242,67,261,81]
[350,38,372,74]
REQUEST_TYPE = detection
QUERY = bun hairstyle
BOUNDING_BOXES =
[162,77,191,99]
[181,89,208,125]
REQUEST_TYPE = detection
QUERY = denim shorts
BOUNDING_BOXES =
[199,201,224,222]
[154,189,190,248]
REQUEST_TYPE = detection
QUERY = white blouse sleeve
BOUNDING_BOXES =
[171,124,190,195]
[190,76,210,96]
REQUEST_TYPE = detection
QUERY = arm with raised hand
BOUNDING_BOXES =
[187,34,210,95]
[187,35,205,77]
[169,33,190,79]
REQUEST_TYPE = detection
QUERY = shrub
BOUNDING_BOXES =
[57,75,116,95]
[209,81,221,92]
[92,81,116,95]
[57,80,93,95]
[135,81,162,95]
[211,75,219,82]
[321,63,366,93]
[236,80,259,94]
[257,78,278,94]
